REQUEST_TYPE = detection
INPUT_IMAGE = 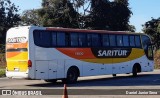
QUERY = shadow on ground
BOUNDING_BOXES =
[26,73,160,88]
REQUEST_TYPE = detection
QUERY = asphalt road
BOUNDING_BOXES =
[0,70,160,98]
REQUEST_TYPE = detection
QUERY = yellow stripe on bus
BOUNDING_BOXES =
[82,48,145,64]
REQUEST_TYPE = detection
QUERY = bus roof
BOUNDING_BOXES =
[14,25,146,35]
[45,27,145,35]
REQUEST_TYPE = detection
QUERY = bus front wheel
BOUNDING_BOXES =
[112,74,117,77]
[132,66,138,77]
[132,64,141,77]
[62,67,78,84]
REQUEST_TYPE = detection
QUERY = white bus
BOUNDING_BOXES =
[6,26,154,83]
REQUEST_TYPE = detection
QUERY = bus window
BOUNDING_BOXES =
[65,33,70,46]
[109,35,116,46]
[87,34,92,46]
[129,36,135,47]
[70,33,78,47]
[123,35,129,47]
[135,35,141,47]
[79,33,87,47]
[102,34,110,47]
[57,32,66,47]
[92,34,101,47]
[117,35,123,46]
[51,32,57,47]
[34,30,51,47]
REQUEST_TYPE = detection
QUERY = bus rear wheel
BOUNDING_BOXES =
[62,67,78,84]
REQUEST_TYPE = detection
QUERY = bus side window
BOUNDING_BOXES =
[109,35,116,47]
[117,35,123,46]
[65,33,70,47]
[123,35,129,47]
[79,33,87,47]
[92,34,101,47]
[102,34,110,47]
[70,33,78,47]
[51,32,57,47]
[33,30,51,47]
[87,34,92,47]
[129,36,135,47]
[57,32,66,47]
[135,35,141,48]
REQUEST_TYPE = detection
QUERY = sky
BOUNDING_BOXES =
[11,0,160,32]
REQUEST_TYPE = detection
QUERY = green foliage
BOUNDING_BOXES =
[128,25,136,32]
[20,10,41,25]
[143,17,160,49]
[37,0,79,28]
[20,0,133,31]
[85,0,132,31]
[0,0,20,44]
[0,69,5,77]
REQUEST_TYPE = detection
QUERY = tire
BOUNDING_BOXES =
[62,68,78,84]
[132,66,138,77]
[44,79,57,83]
[112,74,117,77]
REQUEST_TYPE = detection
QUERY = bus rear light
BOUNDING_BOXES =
[28,60,32,68]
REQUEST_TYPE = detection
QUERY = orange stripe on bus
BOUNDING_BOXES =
[6,42,28,49]
[56,48,96,59]
[6,52,21,58]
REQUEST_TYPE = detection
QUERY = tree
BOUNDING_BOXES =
[143,17,160,49]
[0,0,20,44]
[38,0,79,28]
[20,0,133,31]
[84,0,111,30]
[110,0,132,31]
[20,9,41,26]
[128,25,136,32]
[70,0,90,28]
[84,0,132,31]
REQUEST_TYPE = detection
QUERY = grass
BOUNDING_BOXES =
[0,69,5,77]
[0,64,6,77]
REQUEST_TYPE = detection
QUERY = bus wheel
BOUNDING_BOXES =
[63,68,78,84]
[132,66,138,77]
[112,74,116,77]
[44,79,57,83]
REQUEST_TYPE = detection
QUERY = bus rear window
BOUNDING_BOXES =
[6,48,28,52]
